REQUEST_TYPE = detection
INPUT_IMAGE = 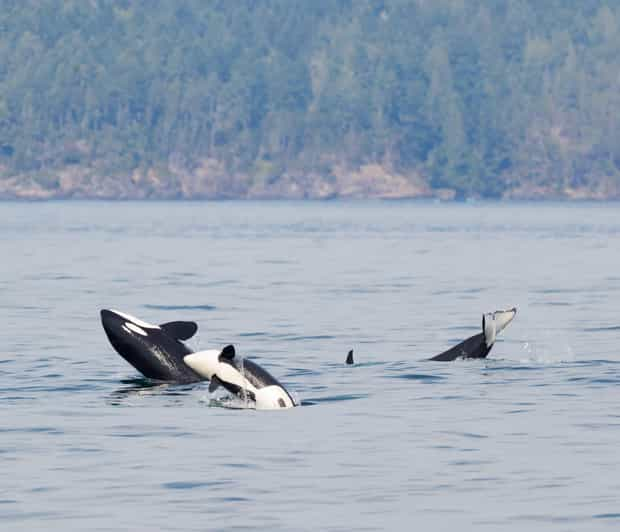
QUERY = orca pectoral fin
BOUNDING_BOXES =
[346,350,354,365]
[160,321,198,341]
[209,375,223,393]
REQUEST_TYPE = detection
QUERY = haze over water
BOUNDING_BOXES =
[1,201,619,531]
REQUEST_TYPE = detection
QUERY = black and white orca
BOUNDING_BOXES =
[100,309,203,383]
[430,307,517,361]
[183,345,297,409]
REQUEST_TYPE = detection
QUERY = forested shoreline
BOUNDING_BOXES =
[1,1,620,200]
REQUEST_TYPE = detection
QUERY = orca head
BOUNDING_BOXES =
[101,308,161,347]
[253,385,296,409]
[482,307,517,347]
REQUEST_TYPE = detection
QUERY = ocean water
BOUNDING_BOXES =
[1,200,619,531]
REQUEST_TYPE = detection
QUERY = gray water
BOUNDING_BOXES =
[1,201,620,531]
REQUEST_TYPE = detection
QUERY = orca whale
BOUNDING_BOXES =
[430,307,517,361]
[183,345,297,409]
[100,309,203,383]
[346,350,354,365]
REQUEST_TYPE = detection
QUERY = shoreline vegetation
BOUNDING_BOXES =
[2,1,620,200]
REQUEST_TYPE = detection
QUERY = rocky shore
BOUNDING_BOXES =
[1,159,618,201]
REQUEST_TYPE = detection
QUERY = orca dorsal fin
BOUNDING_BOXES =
[209,375,222,393]
[160,321,198,341]
[220,344,236,361]
[346,350,354,365]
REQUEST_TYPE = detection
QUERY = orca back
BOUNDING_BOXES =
[429,332,491,361]
[222,357,295,405]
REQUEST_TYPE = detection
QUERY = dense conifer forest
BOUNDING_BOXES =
[1,1,619,199]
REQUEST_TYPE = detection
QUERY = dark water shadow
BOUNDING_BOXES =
[302,393,368,405]
[283,367,322,378]
[594,513,620,520]
[108,377,203,405]
[162,480,232,490]
[481,364,542,372]
[109,376,312,411]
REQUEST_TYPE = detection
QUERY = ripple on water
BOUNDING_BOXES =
[385,373,444,382]
[302,393,369,404]
[0,426,63,435]
[143,304,217,311]
[162,481,231,490]
[279,334,336,341]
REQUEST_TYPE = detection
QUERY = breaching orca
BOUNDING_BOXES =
[183,345,297,409]
[100,309,203,383]
[430,307,517,361]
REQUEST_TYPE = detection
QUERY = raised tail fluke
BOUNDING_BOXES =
[483,307,517,347]
[430,307,517,361]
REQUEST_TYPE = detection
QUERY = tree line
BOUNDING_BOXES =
[1,0,619,199]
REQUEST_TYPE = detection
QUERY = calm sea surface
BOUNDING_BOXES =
[1,201,620,531]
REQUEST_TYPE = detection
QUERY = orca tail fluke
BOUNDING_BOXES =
[430,307,517,361]
[346,350,354,365]
[482,307,517,348]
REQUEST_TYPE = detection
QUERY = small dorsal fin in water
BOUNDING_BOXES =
[160,321,198,341]
[219,344,236,361]
[209,375,222,393]
[346,350,354,365]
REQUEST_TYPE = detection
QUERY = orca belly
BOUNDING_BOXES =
[104,327,201,382]
[100,309,203,383]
